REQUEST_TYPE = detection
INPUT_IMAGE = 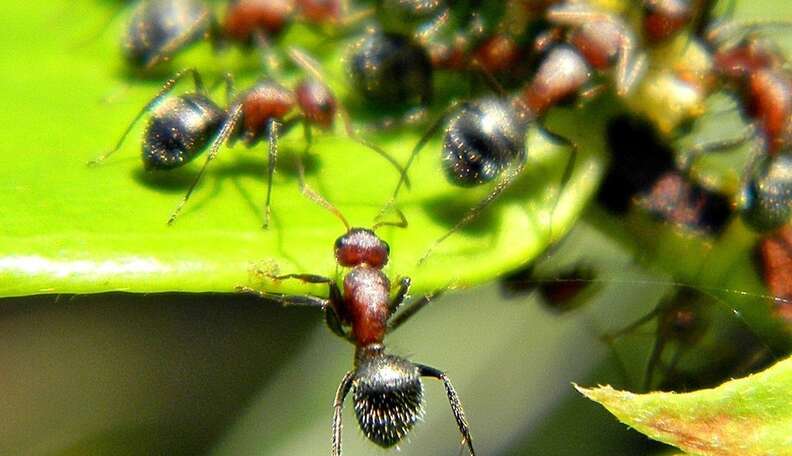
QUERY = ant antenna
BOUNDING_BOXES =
[88,68,206,166]
[286,47,411,182]
[371,207,408,231]
[294,153,351,232]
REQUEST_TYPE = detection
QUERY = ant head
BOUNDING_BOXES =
[224,0,295,43]
[295,79,337,130]
[335,228,390,269]
[348,32,433,106]
[443,97,526,187]
[352,345,424,448]
[143,95,225,170]
[740,153,792,233]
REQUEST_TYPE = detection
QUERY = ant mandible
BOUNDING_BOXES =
[89,48,407,228]
[237,162,475,456]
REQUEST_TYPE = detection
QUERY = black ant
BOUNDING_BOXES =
[347,31,434,107]
[382,3,650,257]
[237,166,475,456]
[89,48,407,228]
[123,0,366,73]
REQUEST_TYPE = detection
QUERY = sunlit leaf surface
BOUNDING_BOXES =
[0,1,610,298]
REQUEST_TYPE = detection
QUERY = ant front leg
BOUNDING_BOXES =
[388,289,445,333]
[89,68,207,166]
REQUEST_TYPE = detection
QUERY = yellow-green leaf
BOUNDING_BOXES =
[576,356,792,456]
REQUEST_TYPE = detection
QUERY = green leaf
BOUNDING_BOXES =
[576,355,792,456]
[0,1,610,297]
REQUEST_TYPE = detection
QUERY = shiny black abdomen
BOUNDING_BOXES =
[348,32,432,106]
[142,94,225,170]
[442,97,526,187]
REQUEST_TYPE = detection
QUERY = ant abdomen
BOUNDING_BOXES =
[348,32,432,106]
[353,347,424,448]
[143,94,225,170]
[740,153,792,232]
[123,0,210,68]
[443,97,526,186]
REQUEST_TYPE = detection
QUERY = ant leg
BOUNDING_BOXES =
[268,273,335,284]
[546,7,613,27]
[375,101,461,221]
[539,127,578,240]
[680,125,755,171]
[263,119,282,229]
[143,9,211,70]
[331,371,355,456]
[88,68,206,166]
[286,47,409,181]
[167,103,243,225]
[372,206,408,230]
[388,290,445,332]
[417,365,476,456]
[236,286,330,307]
[293,151,353,231]
[642,331,668,392]
[388,277,412,316]
[615,40,646,97]
[253,30,285,78]
[418,163,525,264]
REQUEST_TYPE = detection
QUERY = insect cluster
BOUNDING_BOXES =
[88,0,792,453]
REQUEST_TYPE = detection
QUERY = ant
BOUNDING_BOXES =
[237,165,475,456]
[89,48,407,228]
[382,2,651,258]
[757,224,792,324]
[740,153,792,233]
[123,0,364,73]
[347,31,434,108]
[680,22,791,161]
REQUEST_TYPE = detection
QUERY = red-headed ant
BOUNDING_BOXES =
[237,166,475,456]
[89,48,407,228]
